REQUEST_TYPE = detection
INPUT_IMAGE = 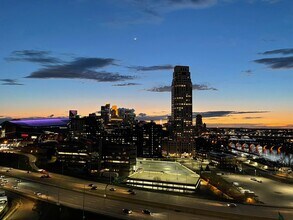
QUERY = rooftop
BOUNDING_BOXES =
[9,118,69,127]
[129,159,200,185]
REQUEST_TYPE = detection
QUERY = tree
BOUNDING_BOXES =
[205,165,210,171]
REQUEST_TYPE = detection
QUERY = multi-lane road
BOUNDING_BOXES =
[3,191,38,220]
[1,166,292,220]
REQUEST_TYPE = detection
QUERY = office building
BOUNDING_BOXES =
[167,66,194,155]
[171,65,193,140]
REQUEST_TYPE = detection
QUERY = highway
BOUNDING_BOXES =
[3,191,38,220]
[1,167,292,220]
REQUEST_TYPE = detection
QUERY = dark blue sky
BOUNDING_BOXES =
[0,0,292,127]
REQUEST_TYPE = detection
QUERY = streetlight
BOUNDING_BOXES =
[57,187,61,214]
[82,184,85,219]
[104,184,108,210]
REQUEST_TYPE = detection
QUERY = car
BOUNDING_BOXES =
[257,180,262,183]
[0,183,5,186]
[16,179,21,183]
[40,174,51,178]
[88,183,94,187]
[27,170,31,174]
[250,177,257,181]
[122,209,132,214]
[12,185,18,189]
[91,186,97,190]
[0,176,5,178]
[142,209,152,215]
[34,192,42,196]
[127,189,134,192]
[130,191,136,195]
[227,203,237,207]
[2,179,8,183]
[109,187,116,191]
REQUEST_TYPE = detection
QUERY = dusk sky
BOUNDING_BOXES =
[0,0,292,128]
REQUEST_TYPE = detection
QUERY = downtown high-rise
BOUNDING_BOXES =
[164,65,194,156]
[171,65,193,141]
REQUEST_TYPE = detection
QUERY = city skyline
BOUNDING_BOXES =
[0,0,292,128]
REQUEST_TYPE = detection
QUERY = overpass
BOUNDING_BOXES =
[0,166,292,220]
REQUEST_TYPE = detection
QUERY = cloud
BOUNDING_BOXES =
[112,82,141,86]
[129,64,174,71]
[147,85,172,92]
[130,0,218,14]
[25,57,135,82]
[193,111,269,118]
[6,49,135,82]
[261,0,281,4]
[6,50,61,64]
[207,123,266,128]
[242,69,253,76]
[255,48,293,69]
[247,0,281,3]
[136,110,269,121]
[0,79,23,86]
[193,84,217,91]
[242,116,263,119]
[197,111,232,118]
[147,83,217,92]
[136,114,169,121]
[254,56,293,69]
[198,111,269,118]
[105,0,217,26]
[105,0,282,26]
[260,48,293,55]
[233,111,269,114]
[123,0,280,19]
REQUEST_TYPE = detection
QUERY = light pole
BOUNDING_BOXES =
[82,184,85,219]
[17,156,20,169]
[57,187,61,214]
[104,183,108,210]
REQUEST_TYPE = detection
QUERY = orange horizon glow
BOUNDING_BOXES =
[2,108,292,129]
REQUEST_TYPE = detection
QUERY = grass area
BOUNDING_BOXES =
[33,200,119,220]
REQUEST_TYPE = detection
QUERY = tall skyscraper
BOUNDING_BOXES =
[195,114,203,127]
[171,65,193,141]
[101,104,111,125]
[69,110,78,119]
[163,66,194,156]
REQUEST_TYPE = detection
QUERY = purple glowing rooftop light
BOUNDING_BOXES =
[10,118,70,127]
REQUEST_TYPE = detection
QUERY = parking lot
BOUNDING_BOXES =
[134,159,199,185]
[221,173,293,207]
